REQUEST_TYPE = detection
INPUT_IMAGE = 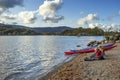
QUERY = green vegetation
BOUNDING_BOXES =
[0,24,39,35]
[0,24,119,36]
[60,27,116,36]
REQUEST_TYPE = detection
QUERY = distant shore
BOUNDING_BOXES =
[37,42,120,80]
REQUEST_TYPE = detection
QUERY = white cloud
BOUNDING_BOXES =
[0,20,4,23]
[0,0,24,14]
[18,11,36,24]
[88,23,102,29]
[89,23,96,29]
[89,23,120,32]
[110,23,120,32]
[0,7,5,14]
[2,14,17,20]
[77,14,99,26]
[87,14,99,21]
[0,18,5,23]
[77,18,87,26]
[39,0,64,23]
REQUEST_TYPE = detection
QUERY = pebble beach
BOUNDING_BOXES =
[38,43,120,80]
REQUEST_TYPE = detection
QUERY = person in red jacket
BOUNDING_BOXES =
[84,45,105,61]
[94,45,105,60]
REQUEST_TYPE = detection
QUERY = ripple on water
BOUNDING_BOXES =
[0,36,104,80]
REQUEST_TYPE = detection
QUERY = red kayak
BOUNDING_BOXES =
[65,45,117,55]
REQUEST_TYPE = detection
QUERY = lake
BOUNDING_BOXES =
[0,36,104,80]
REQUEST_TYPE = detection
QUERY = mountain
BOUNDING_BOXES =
[0,23,29,29]
[0,23,39,35]
[0,23,73,33]
[30,26,73,33]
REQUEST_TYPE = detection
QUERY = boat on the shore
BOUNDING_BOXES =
[65,43,116,55]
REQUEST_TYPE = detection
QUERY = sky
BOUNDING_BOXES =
[0,0,120,30]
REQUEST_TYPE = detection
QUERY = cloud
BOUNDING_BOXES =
[0,7,5,14]
[2,14,17,20]
[88,23,104,29]
[0,13,18,24]
[0,20,4,23]
[88,23,120,32]
[18,11,36,24]
[77,14,99,26]
[110,23,120,32]
[77,18,87,26]
[89,23,98,29]
[87,14,99,21]
[0,0,24,14]
[0,18,5,23]
[0,15,18,24]
[39,0,64,23]
[88,23,108,30]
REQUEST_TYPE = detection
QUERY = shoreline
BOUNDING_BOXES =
[36,54,80,80]
[37,43,120,80]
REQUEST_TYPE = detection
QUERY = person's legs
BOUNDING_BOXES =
[90,54,95,58]
[98,56,104,60]
[84,57,95,61]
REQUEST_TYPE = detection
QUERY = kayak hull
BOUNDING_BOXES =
[65,45,116,55]
[71,43,115,52]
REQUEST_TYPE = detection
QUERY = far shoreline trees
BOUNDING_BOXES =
[0,24,119,36]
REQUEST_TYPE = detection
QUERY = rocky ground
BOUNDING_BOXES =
[38,43,120,80]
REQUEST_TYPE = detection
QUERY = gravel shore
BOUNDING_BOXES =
[38,43,120,80]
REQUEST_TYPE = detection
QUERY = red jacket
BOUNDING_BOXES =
[95,49,103,58]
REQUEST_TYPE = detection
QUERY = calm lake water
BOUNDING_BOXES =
[0,36,104,80]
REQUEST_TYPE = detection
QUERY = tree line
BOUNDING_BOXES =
[0,24,118,36]
[59,27,117,36]
[0,25,38,35]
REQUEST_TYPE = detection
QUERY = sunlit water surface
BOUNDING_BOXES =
[0,36,104,80]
